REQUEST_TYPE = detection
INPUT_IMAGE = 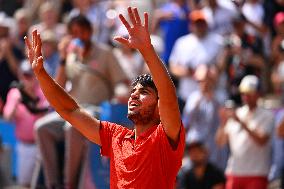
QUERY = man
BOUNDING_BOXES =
[216,75,274,189]
[183,64,227,170]
[169,10,224,104]
[178,140,226,189]
[25,7,185,189]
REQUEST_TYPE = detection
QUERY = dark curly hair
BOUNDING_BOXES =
[131,74,157,94]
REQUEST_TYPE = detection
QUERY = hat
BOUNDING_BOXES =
[274,12,284,27]
[189,10,207,22]
[239,75,260,94]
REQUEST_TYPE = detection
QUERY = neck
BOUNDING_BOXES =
[134,120,159,138]
[248,104,257,111]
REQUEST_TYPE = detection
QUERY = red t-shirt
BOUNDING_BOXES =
[99,121,185,189]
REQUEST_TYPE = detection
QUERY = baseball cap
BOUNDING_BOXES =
[189,10,207,23]
[274,12,284,27]
[239,75,260,94]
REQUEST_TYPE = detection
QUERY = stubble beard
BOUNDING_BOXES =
[127,104,157,125]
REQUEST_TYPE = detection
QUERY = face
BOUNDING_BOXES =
[69,23,92,45]
[192,20,208,38]
[241,92,259,107]
[188,146,207,167]
[127,84,159,125]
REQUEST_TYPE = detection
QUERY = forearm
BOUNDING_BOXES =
[239,120,268,145]
[35,68,79,118]
[139,45,177,102]
[215,125,228,147]
[55,65,67,87]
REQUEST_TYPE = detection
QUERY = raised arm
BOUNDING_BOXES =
[24,31,101,145]
[114,7,181,142]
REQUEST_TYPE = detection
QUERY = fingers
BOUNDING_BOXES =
[119,14,131,32]
[36,33,42,57]
[133,8,141,25]
[144,12,149,30]
[127,7,137,25]
[24,36,31,51]
[32,30,37,49]
[37,56,44,68]
[113,36,130,47]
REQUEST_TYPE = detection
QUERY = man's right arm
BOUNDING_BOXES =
[25,31,101,145]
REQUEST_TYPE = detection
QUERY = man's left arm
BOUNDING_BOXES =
[114,7,181,142]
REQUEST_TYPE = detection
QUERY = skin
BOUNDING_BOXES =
[24,7,181,145]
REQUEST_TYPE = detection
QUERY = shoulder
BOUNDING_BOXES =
[176,34,195,44]
[100,121,131,135]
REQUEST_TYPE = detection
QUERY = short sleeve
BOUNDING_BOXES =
[99,121,119,157]
[158,123,185,162]
[3,88,21,119]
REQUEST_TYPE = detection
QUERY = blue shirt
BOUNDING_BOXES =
[159,2,190,65]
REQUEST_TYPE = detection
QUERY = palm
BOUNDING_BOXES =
[24,30,44,73]
[114,7,151,51]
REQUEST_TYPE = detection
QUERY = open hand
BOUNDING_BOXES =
[24,30,44,74]
[114,7,151,51]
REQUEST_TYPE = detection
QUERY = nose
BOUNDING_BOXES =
[130,90,139,99]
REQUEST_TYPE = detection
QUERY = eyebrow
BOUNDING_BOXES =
[131,87,152,93]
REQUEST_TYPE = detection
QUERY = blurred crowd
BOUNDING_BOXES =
[0,0,284,189]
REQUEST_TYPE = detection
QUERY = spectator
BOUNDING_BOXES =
[241,0,267,38]
[29,1,66,41]
[3,60,48,187]
[13,8,31,52]
[0,13,24,113]
[178,140,226,189]
[35,15,128,189]
[151,0,189,65]
[169,10,223,105]
[41,30,60,78]
[216,75,274,189]
[202,0,237,35]
[182,64,228,170]
[268,108,284,188]
[217,14,265,105]
[67,0,109,43]
[275,108,284,189]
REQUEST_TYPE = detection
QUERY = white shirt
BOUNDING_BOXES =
[225,105,274,176]
[169,33,223,101]
[242,2,264,36]
[203,4,237,35]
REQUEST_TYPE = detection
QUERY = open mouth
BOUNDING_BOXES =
[129,101,140,110]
